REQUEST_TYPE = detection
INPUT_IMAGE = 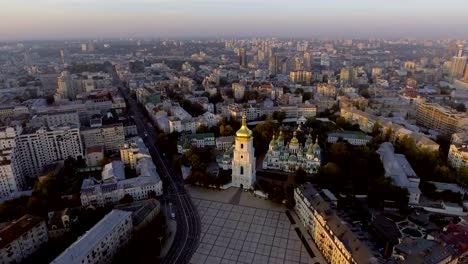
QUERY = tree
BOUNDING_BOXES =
[220,124,234,136]
[303,92,312,101]
[371,122,382,137]
[196,125,210,133]
[272,111,286,123]
[120,194,134,204]
[455,103,466,112]
[98,157,111,167]
[46,95,55,105]
[294,168,307,185]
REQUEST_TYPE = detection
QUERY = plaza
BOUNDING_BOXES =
[189,187,325,264]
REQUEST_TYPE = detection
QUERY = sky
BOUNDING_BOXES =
[0,0,467,40]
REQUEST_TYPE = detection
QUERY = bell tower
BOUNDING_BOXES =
[232,115,256,189]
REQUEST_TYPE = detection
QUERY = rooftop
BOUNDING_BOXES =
[0,214,44,248]
[51,210,132,264]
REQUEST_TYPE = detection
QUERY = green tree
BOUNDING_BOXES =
[272,111,286,123]
[119,194,134,204]
[196,125,210,133]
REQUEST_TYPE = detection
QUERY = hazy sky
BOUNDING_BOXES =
[1,0,467,40]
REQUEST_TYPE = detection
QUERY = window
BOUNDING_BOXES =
[241,143,243,149]
[240,166,244,175]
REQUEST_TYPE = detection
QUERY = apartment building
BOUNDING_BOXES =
[0,127,25,198]
[15,126,83,178]
[415,100,467,137]
[0,215,49,264]
[81,123,125,153]
[294,184,376,264]
[51,210,132,264]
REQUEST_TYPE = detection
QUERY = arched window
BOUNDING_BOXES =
[241,143,244,149]
[240,166,244,175]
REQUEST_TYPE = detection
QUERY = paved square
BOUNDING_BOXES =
[190,198,317,264]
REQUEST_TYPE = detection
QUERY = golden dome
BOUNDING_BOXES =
[236,115,253,139]
[290,131,299,145]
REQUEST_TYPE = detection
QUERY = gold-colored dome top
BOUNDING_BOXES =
[236,115,253,139]
[290,131,299,145]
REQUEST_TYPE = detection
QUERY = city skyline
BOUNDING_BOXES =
[1,0,468,40]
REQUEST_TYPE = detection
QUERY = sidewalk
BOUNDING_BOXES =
[159,201,177,258]
[289,209,327,264]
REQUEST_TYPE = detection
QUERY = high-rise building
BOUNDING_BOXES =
[303,52,311,69]
[59,49,65,65]
[15,126,83,178]
[238,48,247,67]
[0,127,25,198]
[231,115,255,189]
[320,53,330,67]
[294,57,302,71]
[450,44,467,78]
[55,71,75,101]
[81,123,125,153]
[289,70,312,85]
[340,67,356,85]
[268,55,278,76]
[232,83,245,101]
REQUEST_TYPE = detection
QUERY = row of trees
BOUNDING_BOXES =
[317,141,410,209]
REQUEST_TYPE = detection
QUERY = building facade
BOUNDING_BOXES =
[294,184,375,264]
[263,131,321,174]
[415,100,466,137]
[16,126,83,178]
[0,215,48,264]
[81,123,125,153]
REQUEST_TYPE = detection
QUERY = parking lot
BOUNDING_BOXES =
[190,198,319,264]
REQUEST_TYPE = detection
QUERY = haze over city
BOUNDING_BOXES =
[0,1,467,264]
[1,0,468,40]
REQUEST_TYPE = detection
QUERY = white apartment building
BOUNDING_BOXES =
[448,132,468,169]
[0,215,49,264]
[0,127,25,198]
[0,148,26,198]
[15,126,83,178]
[51,210,132,264]
[81,123,125,153]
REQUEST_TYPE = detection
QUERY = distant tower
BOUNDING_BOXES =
[60,49,66,65]
[238,48,247,67]
[269,55,278,76]
[451,44,467,78]
[232,115,256,189]
[55,71,75,100]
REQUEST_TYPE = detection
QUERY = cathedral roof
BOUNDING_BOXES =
[236,115,253,139]
[290,131,299,145]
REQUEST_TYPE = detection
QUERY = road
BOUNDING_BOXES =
[118,85,200,264]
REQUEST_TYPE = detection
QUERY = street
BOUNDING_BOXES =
[119,85,201,264]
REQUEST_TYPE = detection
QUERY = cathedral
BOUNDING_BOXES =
[232,115,256,189]
[262,130,321,174]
